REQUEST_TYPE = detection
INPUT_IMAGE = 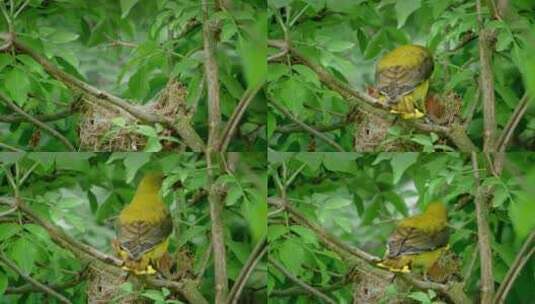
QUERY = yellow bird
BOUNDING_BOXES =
[113,172,173,275]
[377,202,449,279]
[376,44,434,119]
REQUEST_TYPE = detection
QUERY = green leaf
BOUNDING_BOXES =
[278,77,308,115]
[49,30,79,43]
[267,112,277,139]
[0,54,12,72]
[123,153,152,183]
[292,65,320,87]
[278,239,304,275]
[10,237,37,274]
[120,0,140,18]
[390,153,418,184]
[0,223,20,241]
[326,40,354,53]
[268,224,288,242]
[5,68,30,106]
[290,225,318,246]
[238,13,267,87]
[408,291,432,304]
[141,289,166,302]
[509,197,535,242]
[322,153,359,173]
[395,0,421,28]
[24,224,51,243]
[128,65,150,99]
[323,196,352,209]
[0,271,7,295]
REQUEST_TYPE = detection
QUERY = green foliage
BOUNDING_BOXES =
[267,0,535,151]
[0,0,266,151]
[268,152,535,303]
[0,152,266,302]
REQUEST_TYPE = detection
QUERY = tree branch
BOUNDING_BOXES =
[201,0,222,151]
[476,0,498,151]
[0,197,209,304]
[267,40,478,152]
[471,153,495,303]
[207,182,228,303]
[226,236,267,304]
[0,33,205,151]
[268,256,337,304]
[494,230,535,304]
[496,93,530,152]
[267,196,471,304]
[0,108,76,123]
[0,252,72,304]
[0,92,75,151]
[276,121,347,134]
[268,99,345,152]
[219,83,263,152]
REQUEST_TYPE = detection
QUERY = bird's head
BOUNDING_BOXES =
[424,202,447,220]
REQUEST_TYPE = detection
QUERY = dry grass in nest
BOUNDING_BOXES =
[78,80,188,151]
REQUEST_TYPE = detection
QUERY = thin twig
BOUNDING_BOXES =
[13,0,30,18]
[0,252,72,304]
[277,121,347,134]
[269,99,345,152]
[0,142,24,152]
[0,92,75,150]
[269,256,337,304]
[494,230,535,304]
[0,108,77,123]
[471,153,495,303]
[219,83,263,151]
[227,236,267,304]
[497,93,530,151]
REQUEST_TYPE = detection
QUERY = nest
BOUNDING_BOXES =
[78,79,188,151]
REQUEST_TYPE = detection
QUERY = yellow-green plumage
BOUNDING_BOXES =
[377,202,449,275]
[114,172,173,275]
[376,44,434,119]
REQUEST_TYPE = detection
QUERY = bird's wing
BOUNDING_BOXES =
[386,226,449,258]
[376,54,434,100]
[118,212,173,260]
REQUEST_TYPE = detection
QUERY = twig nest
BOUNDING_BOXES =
[87,265,137,303]
[78,79,188,151]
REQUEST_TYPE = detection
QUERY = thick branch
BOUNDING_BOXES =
[476,0,497,151]
[208,183,228,303]
[471,153,495,302]
[269,256,337,304]
[201,0,222,151]
[0,92,75,151]
[0,252,72,304]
